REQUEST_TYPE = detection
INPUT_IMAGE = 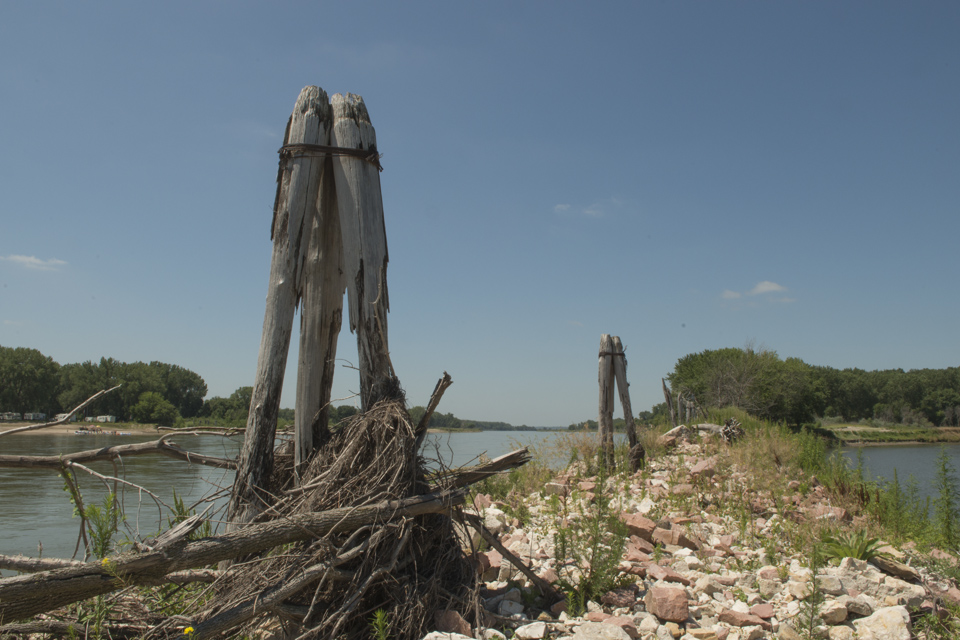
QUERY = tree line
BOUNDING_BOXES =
[0,345,207,426]
[666,345,960,427]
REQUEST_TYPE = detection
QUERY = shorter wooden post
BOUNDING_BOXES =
[597,334,616,468]
[610,336,636,450]
[662,378,677,427]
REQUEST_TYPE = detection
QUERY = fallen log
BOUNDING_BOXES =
[0,489,464,622]
[0,434,236,470]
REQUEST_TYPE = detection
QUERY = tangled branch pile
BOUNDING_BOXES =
[186,399,479,640]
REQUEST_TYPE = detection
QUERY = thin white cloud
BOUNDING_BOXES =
[721,290,742,299]
[748,281,787,296]
[583,204,603,217]
[1,255,67,271]
[569,320,584,327]
[554,204,571,213]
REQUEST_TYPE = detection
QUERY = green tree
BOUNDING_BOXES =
[131,391,179,426]
[151,362,207,418]
[0,346,60,414]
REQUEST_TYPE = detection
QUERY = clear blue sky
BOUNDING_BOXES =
[2,2,958,426]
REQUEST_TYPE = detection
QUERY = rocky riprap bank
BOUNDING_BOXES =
[425,430,960,640]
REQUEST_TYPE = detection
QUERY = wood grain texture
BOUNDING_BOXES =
[330,93,396,409]
[598,334,616,468]
[228,86,332,528]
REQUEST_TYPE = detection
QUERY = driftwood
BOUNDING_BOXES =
[0,490,464,622]
[0,434,236,470]
[461,512,562,602]
[0,385,122,438]
[430,447,532,490]
[414,371,454,451]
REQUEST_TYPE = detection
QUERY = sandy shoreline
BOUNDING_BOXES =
[0,422,162,436]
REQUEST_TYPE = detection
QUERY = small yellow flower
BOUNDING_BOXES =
[101,558,110,567]
[184,627,195,636]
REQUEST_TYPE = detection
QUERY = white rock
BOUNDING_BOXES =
[571,621,632,640]
[852,605,911,640]
[422,633,473,640]
[515,621,548,640]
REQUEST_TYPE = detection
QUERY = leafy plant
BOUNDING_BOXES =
[820,530,885,562]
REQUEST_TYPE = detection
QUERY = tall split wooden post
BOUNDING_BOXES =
[598,334,638,469]
[662,378,677,427]
[228,86,395,529]
[229,87,332,528]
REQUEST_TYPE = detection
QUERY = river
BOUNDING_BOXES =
[2,430,958,570]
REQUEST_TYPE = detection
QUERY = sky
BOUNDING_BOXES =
[1,2,958,427]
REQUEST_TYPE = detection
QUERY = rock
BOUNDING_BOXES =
[515,621,548,640]
[851,605,911,640]
[601,586,639,608]
[787,580,813,599]
[646,563,692,586]
[777,624,803,640]
[870,556,920,583]
[757,578,780,600]
[645,586,690,623]
[498,599,525,617]
[664,621,682,638]
[694,576,724,596]
[690,457,717,478]
[604,616,640,639]
[480,630,507,640]
[827,626,856,640]
[818,574,844,596]
[756,566,780,581]
[717,609,772,631]
[544,482,569,497]
[819,600,848,625]
[422,633,473,640]
[810,505,851,522]
[571,621,632,640]
[687,630,718,640]
[749,603,774,620]
[638,615,660,636]
[549,599,567,617]
[587,611,611,622]
[837,594,875,618]
[435,610,472,637]
[622,513,657,541]
[652,526,700,550]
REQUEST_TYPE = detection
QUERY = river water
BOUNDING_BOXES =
[2,431,958,570]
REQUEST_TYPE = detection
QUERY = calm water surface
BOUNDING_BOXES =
[5,430,954,570]
[841,443,960,502]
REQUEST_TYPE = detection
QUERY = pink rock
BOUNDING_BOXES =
[550,600,567,617]
[586,611,611,622]
[756,567,780,581]
[621,513,657,541]
[646,563,692,586]
[579,481,598,491]
[652,526,700,551]
[537,567,558,584]
[644,586,689,623]
[624,544,651,563]
[750,603,775,619]
[690,458,717,477]
[604,616,639,639]
[483,549,502,569]
[629,535,655,553]
[718,609,772,631]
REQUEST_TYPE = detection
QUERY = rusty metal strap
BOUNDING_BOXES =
[278,143,383,172]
